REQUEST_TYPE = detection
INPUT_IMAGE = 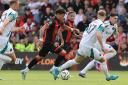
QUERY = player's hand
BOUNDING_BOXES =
[73,28,80,34]
[60,42,64,47]
[19,26,25,32]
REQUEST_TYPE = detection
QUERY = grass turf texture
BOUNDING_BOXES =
[0,70,127,85]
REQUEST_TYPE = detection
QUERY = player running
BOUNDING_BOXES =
[0,0,24,79]
[79,13,118,78]
[20,8,79,80]
[51,10,119,81]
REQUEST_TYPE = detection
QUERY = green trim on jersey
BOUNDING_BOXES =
[90,48,94,59]
[0,42,8,54]
[97,24,104,32]
[8,12,16,22]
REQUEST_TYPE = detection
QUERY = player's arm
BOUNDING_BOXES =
[96,25,105,52]
[11,26,25,32]
[58,29,64,47]
[0,19,11,34]
[113,24,118,38]
[64,25,80,33]
[0,13,16,34]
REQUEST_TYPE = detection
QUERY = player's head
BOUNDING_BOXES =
[67,11,76,21]
[109,13,118,24]
[10,0,20,11]
[55,8,66,22]
[97,10,106,21]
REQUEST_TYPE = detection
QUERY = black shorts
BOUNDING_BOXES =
[39,43,63,57]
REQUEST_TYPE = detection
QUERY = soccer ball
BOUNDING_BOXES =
[60,70,70,80]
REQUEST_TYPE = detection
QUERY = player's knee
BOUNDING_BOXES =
[113,50,117,56]
[98,58,105,63]
[5,56,12,63]
[75,57,83,64]
[35,55,43,61]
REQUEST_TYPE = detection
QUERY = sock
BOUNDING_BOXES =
[60,59,78,71]
[28,58,39,69]
[101,62,110,78]
[23,66,30,72]
[0,54,12,63]
[54,56,65,67]
[80,60,95,74]
[0,60,4,70]
[104,51,116,60]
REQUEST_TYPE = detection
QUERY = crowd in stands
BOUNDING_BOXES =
[0,0,128,64]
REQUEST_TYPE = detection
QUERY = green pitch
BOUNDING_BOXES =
[0,70,127,85]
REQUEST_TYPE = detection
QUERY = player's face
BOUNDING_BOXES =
[68,13,75,21]
[57,14,65,22]
[112,16,118,24]
[15,2,20,10]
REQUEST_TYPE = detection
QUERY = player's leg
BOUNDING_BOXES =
[93,48,118,81]
[104,44,117,60]
[20,44,50,80]
[51,45,88,80]
[4,42,16,62]
[51,52,85,80]
[0,54,12,70]
[79,59,96,78]
[95,44,117,71]
[53,47,67,67]
[49,43,67,73]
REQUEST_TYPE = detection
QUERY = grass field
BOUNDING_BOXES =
[0,70,127,85]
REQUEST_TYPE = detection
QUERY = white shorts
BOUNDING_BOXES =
[95,43,114,52]
[0,42,14,54]
[77,45,103,60]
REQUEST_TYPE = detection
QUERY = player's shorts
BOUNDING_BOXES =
[0,42,14,54]
[95,43,114,52]
[39,43,63,57]
[77,45,103,60]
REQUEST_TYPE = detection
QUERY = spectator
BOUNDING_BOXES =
[25,39,35,52]
[116,25,127,62]
[61,0,72,10]
[86,6,96,22]
[23,7,34,22]
[34,36,41,51]
[40,6,54,25]
[16,16,24,27]
[27,0,41,24]
[52,0,62,11]
[72,0,84,13]
[83,0,90,12]
[116,0,127,24]
[77,14,90,32]
[67,6,74,12]
[15,39,26,52]
[74,8,84,26]
[23,18,38,39]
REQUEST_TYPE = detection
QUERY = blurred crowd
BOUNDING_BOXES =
[0,0,128,64]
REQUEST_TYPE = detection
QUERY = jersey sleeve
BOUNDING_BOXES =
[8,12,17,22]
[97,24,104,32]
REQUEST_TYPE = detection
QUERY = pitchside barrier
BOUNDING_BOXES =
[2,52,128,71]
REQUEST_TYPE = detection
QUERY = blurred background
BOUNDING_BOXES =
[0,0,128,70]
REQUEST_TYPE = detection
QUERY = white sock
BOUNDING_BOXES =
[80,60,95,74]
[101,62,110,78]
[60,59,78,71]
[23,67,29,72]
[104,51,116,60]
[0,60,4,70]
[50,65,56,71]
[0,54,12,63]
